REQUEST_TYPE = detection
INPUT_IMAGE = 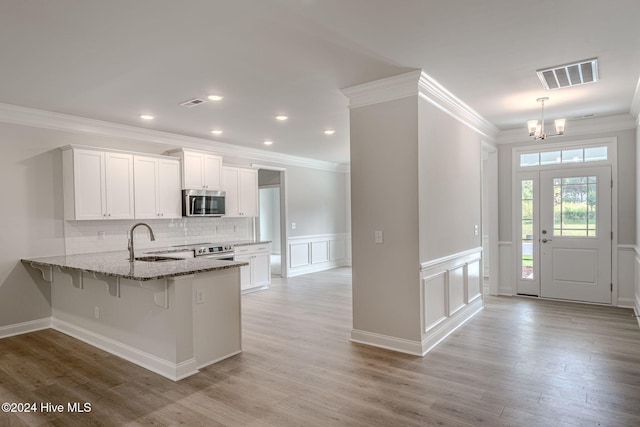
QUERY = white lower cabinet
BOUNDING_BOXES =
[235,243,271,292]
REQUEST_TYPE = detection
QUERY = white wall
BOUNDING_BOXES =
[350,95,422,342]
[418,98,482,261]
[0,119,350,329]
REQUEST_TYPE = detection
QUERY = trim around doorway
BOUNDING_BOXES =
[510,137,619,304]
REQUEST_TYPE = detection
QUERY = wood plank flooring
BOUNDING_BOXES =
[1,267,640,426]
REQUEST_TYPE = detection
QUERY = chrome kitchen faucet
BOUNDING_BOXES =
[128,223,156,262]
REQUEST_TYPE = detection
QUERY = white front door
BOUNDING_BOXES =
[539,167,612,304]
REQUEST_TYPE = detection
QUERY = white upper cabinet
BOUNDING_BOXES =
[134,155,181,219]
[63,147,134,220]
[223,166,258,217]
[167,149,222,190]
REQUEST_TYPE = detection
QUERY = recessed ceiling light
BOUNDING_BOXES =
[139,114,154,120]
[263,140,273,146]
[207,94,224,101]
[275,115,288,121]
[324,129,336,135]
[211,129,223,135]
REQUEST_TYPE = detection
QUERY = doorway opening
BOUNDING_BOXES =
[257,168,287,278]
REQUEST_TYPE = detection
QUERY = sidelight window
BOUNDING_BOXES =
[521,180,534,279]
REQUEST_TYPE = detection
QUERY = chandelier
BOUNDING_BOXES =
[527,97,566,140]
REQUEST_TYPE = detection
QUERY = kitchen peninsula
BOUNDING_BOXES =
[22,251,247,381]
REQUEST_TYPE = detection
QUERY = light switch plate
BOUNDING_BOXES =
[196,289,205,304]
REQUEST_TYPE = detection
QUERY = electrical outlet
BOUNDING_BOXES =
[98,231,105,240]
[94,306,100,319]
[291,222,296,230]
[474,225,479,236]
[196,289,205,304]
[374,230,383,244]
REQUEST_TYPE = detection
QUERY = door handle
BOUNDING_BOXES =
[541,238,552,243]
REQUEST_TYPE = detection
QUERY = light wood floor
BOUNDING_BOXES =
[1,267,640,426]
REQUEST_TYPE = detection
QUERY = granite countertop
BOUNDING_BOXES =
[21,251,248,282]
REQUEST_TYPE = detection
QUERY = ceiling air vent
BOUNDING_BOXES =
[537,58,598,90]
[179,98,207,108]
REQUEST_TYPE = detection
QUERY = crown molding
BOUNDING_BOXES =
[0,102,348,173]
[340,70,499,140]
[417,73,499,140]
[496,113,637,145]
[340,70,422,109]
[631,76,640,126]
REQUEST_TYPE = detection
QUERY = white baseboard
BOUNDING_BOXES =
[350,330,423,356]
[197,350,242,370]
[0,317,52,339]
[350,296,484,357]
[52,318,199,381]
[618,297,636,309]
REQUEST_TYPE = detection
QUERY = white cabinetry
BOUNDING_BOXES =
[134,155,182,219]
[235,243,271,292]
[223,166,258,217]
[167,149,222,190]
[63,147,135,220]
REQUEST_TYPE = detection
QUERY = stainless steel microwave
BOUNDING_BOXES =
[182,189,226,217]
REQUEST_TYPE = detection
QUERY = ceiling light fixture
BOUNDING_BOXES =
[139,114,154,120]
[263,140,273,146]
[211,129,223,135]
[275,115,288,121]
[324,129,335,135]
[527,97,565,140]
[207,94,224,101]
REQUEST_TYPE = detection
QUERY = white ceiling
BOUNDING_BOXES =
[1,0,639,164]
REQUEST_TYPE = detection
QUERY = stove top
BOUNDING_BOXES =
[171,242,234,256]
[171,242,212,248]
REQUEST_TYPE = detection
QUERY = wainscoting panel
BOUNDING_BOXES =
[423,272,447,332]
[467,259,481,303]
[288,234,351,277]
[420,247,484,355]
[311,241,329,264]
[330,239,347,261]
[617,245,636,308]
[289,243,310,269]
[448,265,466,316]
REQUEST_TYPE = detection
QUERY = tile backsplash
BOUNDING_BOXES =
[64,217,254,255]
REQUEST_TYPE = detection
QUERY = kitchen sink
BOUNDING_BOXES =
[133,256,182,263]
